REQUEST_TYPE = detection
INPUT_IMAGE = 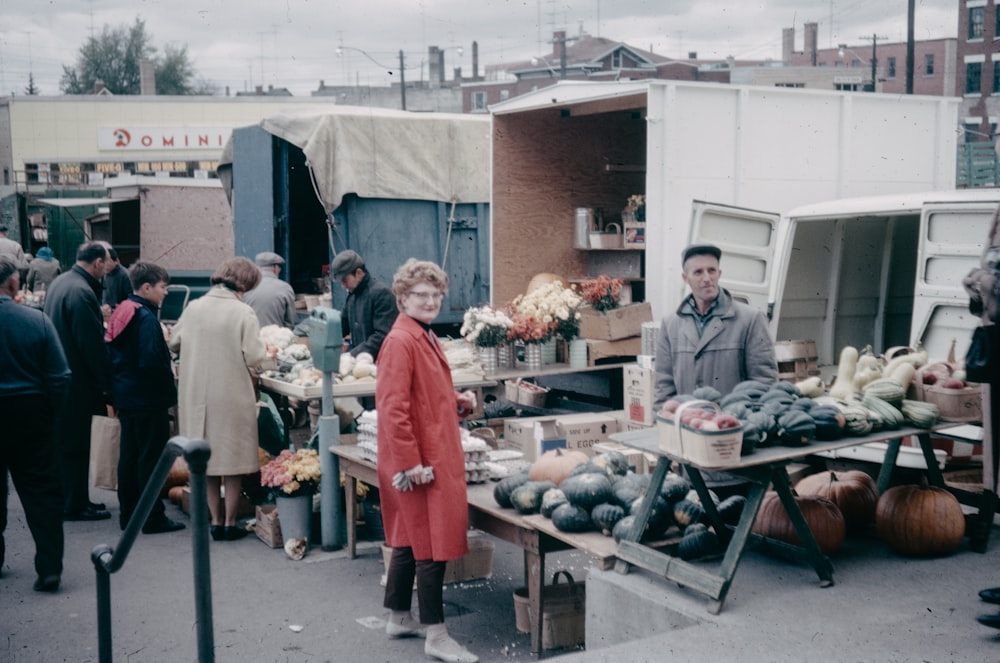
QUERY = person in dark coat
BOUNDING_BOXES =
[105,261,183,534]
[332,250,398,361]
[966,207,1000,629]
[102,247,132,311]
[43,241,113,521]
[0,255,71,592]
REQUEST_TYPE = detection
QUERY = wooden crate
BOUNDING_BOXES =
[579,302,652,341]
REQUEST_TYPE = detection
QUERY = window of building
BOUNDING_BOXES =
[774,82,804,88]
[995,61,1000,93]
[612,50,622,69]
[887,57,896,79]
[970,6,985,39]
[471,91,487,111]
[968,62,983,94]
[834,83,861,92]
[925,54,935,76]
[997,6,1000,37]
[500,89,510,100]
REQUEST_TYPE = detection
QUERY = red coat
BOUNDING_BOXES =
[375,314,469,561]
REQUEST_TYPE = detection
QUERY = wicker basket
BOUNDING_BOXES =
[513,570,585,649]
[504,379,549,408]
[656,400,742,469]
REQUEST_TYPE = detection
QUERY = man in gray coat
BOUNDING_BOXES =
[653,243,778,408]
[653,244,778,494]
[244,251,297,329]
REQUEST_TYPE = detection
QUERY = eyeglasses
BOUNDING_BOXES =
[407,290,445,302]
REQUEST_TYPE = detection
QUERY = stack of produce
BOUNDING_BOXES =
[491,447,746,561]
[355,410,378,462]
[460,429,492,483]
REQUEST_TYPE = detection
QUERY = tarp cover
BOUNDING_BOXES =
[220,106,491,214]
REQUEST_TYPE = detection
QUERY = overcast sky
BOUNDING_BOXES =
[0,0,959,97]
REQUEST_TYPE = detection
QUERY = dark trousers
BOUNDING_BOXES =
[118,409,171,529]
[383,546,447,625]
[54,408,95,514]
[0,395,64,579]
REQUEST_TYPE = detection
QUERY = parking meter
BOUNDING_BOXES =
[307,307,343,373]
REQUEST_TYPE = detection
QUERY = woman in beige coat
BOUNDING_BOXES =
[168,257,268,541]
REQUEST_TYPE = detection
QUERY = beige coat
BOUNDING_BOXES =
[168,286,267,476]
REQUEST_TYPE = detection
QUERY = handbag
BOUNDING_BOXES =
[90,415,121,490]
[965,324,998,385]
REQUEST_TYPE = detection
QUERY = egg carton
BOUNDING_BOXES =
[466,468,492,483]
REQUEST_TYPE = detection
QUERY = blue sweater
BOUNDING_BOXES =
[105,294,177,411]
[0,295,71,404]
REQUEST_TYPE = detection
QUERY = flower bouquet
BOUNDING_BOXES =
[580,275,624,314]
[460,305,514,347]
[260,448,321,498]
[510,281,583,342]
[624,194,645,223]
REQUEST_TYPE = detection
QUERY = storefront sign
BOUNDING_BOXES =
[97,127,230,151]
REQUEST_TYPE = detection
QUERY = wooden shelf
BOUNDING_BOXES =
[575,246,644,251]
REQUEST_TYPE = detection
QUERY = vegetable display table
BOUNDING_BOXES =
[329,443,617,654]
[611,426,997,615]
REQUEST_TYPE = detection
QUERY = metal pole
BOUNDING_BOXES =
[399,49,406,110]
[93,544,113,663]
[905,0,915,94]
[184,440,215,663]
[320,371,343,550]
[870,33,877,92]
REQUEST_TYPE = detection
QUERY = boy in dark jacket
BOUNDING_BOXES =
[105,261,183,534]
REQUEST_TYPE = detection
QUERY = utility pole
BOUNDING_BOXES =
[399,49,406,111]
[905,0,915,94]
[861,33,888,92]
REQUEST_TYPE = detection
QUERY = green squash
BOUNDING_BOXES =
[509,480,556,514]
[493,471,530,509]
[777,410,816,446]
[659,472,692,504]
[717,495,747,527]
[612,473,650,507]
[612,514,644,543]
[590,503,626,536]
[560,472,614,511]
[591,450,630,477]
[678,523,720,560]
[540,488,569,518]
[673,498,706,530]
[630,495,674,537]
[810,405,847,440]
[768,381,802,397]
[551,503,592,533]
[692,386,723,403]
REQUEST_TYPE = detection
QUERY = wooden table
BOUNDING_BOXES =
[611,425,998,615]
[329,443,617,654]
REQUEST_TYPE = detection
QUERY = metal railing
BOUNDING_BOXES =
[90,436,214,663]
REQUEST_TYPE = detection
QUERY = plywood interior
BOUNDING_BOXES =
[492,105,646,306]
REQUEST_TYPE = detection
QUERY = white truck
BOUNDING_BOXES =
[689,188,998,369]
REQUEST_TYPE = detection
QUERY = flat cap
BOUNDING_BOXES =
[331,250,365,279]
[0,255,18,285]
[255,251,285,267]
[681,243,721,265]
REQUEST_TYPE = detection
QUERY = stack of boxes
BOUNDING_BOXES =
[577,301,653,365]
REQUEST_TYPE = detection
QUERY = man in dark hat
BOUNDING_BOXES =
[652,243,778,495]
[653,243,778,418]
[244,251,297,329]
[331,249,398,362]
[0,255,70,592]
[0,225,26,270]
[101,245,132,311]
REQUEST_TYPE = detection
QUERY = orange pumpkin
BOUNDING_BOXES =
[875,482,965,557]
[752,491,846,555]
[528,448,589,486]
[167,485,186,504]
[795,470,878,534]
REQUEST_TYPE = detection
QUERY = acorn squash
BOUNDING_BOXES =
[493,471,530,508]
[590,503,626,536]
[678,522,720,560]
[550,502,592,533]
[560,472,613,511]
[509,480,556,514]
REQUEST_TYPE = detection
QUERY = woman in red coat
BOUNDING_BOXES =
[376,259,478,663]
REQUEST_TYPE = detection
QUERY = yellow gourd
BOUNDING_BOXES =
[829,346,859,400]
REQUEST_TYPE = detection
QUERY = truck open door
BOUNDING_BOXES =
[912,200,998,360]
[688,200,781,326]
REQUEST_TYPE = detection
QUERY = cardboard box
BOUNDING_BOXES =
[382,535,494,585]
[624,364,655,426]
[585,336,643,365]
[255,505,283,548]
[579,302,653,341]
[504,412,619,461]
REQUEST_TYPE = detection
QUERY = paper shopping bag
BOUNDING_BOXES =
[90,415,121,491]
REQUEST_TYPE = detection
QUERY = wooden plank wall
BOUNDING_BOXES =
[491,106,646,307]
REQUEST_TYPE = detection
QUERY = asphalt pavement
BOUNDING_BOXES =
[3,476,1000,662]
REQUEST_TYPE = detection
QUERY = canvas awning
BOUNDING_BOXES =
[35,197,136,207]
[219,107,491,214]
